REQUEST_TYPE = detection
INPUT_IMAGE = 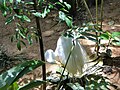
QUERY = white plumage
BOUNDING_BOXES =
[45,36,88,75]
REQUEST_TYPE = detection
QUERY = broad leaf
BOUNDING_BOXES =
[112,32,120,38]
[0,60,44,89]
[100,33,110,40]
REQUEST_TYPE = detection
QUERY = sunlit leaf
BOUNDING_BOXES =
[41,7,50,18]
[65,17,72,27]
[22,15,31,22]
[59,11,73,27]
[112,40,120,46]
[15,14,31,22]
[0,60,44,89]
[112,32,120,38]
[59,11,66,21]
[32,12,42,17]
[5,16,14,25]
[9,0,13,3]
[25,2,34,5]
[16,0,21,3]
[19,29,26,39]
[64,2,71,9]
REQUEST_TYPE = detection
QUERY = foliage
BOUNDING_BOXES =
[100,31,120,46]
[0,60,45,90]
[47,72,109,90]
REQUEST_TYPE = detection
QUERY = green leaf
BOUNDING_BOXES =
[18,29,26,39]
[85,74,109,90]
[32,12,42,17]
[17,40,21,50]
[112,32,120,38]
[112,40,120,46]
[67,83,84,90]
[38,0,44,6]
[15,15,31,22]
[9,0,13,3]
[64,2,71,9]
[18,80,45,90]
[5,16,14,25]
[15,14,22,19]
[0,60,44,89]
[32,7,50,18]
[16,0,21,3]
[41,7,50,18]
[8,82,19,90]
[86,36,97,42]
[22,15,31,22]
[65,17,72,28]
[25,2,34,5]
[59,11,73,27]
[100,33,110,40]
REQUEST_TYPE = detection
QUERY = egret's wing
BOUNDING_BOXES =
[73,40,88,75]
[55,36,72,64]
[55,36,78,74]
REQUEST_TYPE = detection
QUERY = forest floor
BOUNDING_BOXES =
[0,0,120,90]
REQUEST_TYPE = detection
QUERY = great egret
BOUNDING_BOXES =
[45,36,88,75]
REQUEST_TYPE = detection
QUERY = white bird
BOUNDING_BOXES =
[45,36,88,75]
